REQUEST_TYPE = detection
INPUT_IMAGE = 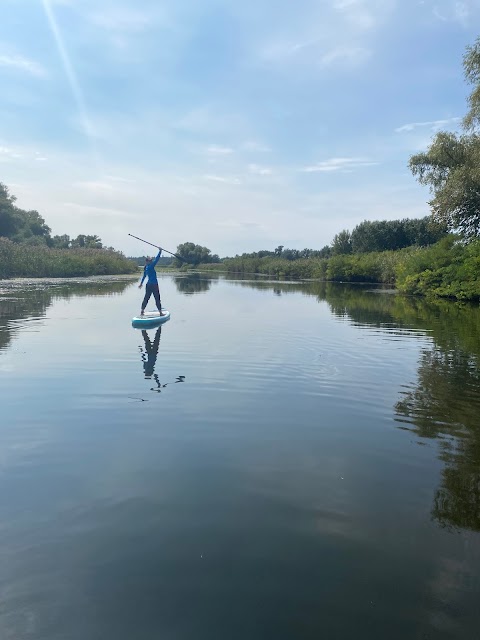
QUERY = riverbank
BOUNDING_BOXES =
[195,236,480,302]
[0,238,137,278]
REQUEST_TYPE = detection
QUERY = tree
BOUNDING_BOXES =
[409,38,480,239]
[70,234,103,249]
[174,242,218,266]
[350,217,447,253]
[50,234,71,249]
[0,183,19,238]
[0,183,51,242]
[331,230,352,255]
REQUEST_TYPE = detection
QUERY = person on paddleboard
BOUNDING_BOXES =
[139,249,165,316]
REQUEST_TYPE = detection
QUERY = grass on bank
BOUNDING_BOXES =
[0,238,138,278]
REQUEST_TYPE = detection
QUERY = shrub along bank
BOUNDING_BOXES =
[196,237,480,302]
[0,238,137,278]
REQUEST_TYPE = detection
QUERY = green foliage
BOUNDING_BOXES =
[463,36,480,131]
[0,183,109,251]
[331,229,352,255]
[199,252,403,283]
[174,242,220,267]
[350,217,447,253]
[225,246,331,261]
[409,38,480,238]
[0,238,137,279]
[0,183,51,243]
[198,236,480,301]
[326,251,402,283]
[49,234,71,249]
[409,133,480,238]
[0,182,135,277]
[395,236,480,300]
[70,234,103,249]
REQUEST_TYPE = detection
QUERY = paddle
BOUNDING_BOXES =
[128,233,191,263]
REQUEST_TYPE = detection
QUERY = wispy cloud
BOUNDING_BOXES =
[0,145,47,162]
[431,1,472,25]
[206,145,235,155]
[301,157,378,173]
[248,164,273,176]
[395,117,460,133]
[0,146,22,160]
[333,0,379,30]
[0,54,46,77]
[203,174,241,185]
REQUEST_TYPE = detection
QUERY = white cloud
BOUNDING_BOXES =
[301,157,378,172]
[0,54,46,77]
[206,145,235,155]
[203,174,241,185]
[63,202,134,218]
[1,138,428,257]
[395,117,460,133]
[248,164,273,176]
[0,144,49,162]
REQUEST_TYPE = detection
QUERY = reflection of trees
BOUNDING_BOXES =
[323,283,480,533]
[213,274,480,533]
[396,347,480,532]
[174,274,213,295]
[0,279,132,351]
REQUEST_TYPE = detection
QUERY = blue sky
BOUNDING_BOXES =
[0,0,478,256]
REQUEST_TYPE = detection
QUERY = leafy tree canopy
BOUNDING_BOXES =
[409,38,480,239]
[174,242,220,266]
[0,182,105,249]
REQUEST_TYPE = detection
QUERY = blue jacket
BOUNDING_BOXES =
[140,250,162,285]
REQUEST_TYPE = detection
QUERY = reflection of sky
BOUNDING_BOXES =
[0,275,479,639]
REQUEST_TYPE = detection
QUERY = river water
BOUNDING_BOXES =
[0,273,479,639]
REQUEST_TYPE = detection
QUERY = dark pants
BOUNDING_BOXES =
[142,283,162,312]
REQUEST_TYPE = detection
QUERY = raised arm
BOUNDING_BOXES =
[151,249,162,267]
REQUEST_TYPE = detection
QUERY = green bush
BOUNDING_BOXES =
[195,236,480,302]
[396,236,480,301]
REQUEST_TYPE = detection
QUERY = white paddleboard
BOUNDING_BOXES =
[132,310,170,327]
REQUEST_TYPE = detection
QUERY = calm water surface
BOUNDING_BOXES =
[0,274,479,639]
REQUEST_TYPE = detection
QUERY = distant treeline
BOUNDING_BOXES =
[197,234,480,302]
[130,255,174,267]
[226,216,447,262]
[192,215,480,301]
[0,182,136,277]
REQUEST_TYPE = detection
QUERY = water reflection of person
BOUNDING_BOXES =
[140,328,185,391]
[141,327,161,378]
[140,327,185,393]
